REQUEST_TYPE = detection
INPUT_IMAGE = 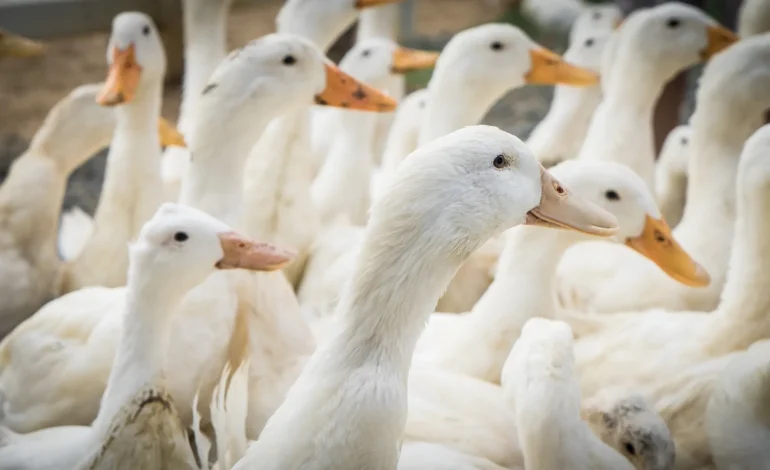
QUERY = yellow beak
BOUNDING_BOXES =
[97,44,141,106]
[314,61,398,112]
[157,118,187,148]
[526,48,600,87]
[355,0,403,9]
[625,214,710,287]
[700,25,739,60]
[391,47,441,74]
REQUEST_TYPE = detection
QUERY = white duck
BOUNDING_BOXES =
[502,317,638,470]
[299,22,600,317]
[570,120,770,468]
[577,2,737,188]
[0,34,381,436]
[230,125,617,470]
[241,0,401,287]
[654,125,692,227]
[738,0,770,37]
[419,23,598,147]
[528,19,613,168]
[310,38,439,226]
[706,338,770,470]
[0,84,114,338]
[0,203,292,470]
[569,3,622,42]
[558,31,770,314]
[415,159,704,384]
[160,0,233,201]
[54,13,170,295]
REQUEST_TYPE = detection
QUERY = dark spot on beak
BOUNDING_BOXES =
[352,86,367,100]
[314,96,329,106]
[201,83,218,96]
[340,101,350,108]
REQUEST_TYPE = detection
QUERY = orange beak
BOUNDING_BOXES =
[157,118,187,148]
[314,62,398,112]
[525,48,600,87]
[97,44,141,106]
[0,29,44,58]
[700,25,738,60]
[355,0,403,8]
[391,47,441,74]
[625,215,710,287]
[216,232,296,271]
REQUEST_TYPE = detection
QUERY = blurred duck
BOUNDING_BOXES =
[0,28,44,58]
[654,125,692,228]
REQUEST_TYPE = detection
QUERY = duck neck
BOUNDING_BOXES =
[357,4,399,41]
[527,85,602,160]
[178,0,230,134]
[312,110,377,225]
[242,106,315,242]
[418,77,509,145]
[458,227,577,379]
[180,98,276,228]
[706,179,770,354]
[674,104,764,277]
[94,82,164,235]
[94,263,189,434]
[579,75,659,187]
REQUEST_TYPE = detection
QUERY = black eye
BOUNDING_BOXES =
[625,443,636,456]
[681,137,688,145]
[490,41,504,51]
[592,11,602,20]
[362,49,371,57]
[174,232,189,242]
[667,18,681,28]
[493,155,506,168]
[584,38,595,47]
[142,25,151,36]
[605,190,620,201]
[282,54,296,66]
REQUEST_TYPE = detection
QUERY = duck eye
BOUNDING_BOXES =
[490,41,504,51]
[584,38,595,48]
[493,155,507,168]
[142,25,151,36]
[362,49,371,57]
[624,442,636,456]
[592,11,602,20]
[605,189,620,201]
[681,136,688,145]
[282,55,297,66]
[666,18,681,28]
[174,232,189,243]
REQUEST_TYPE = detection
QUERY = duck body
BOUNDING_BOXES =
[0,84,115,337]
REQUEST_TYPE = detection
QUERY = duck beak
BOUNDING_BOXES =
[525,48,600,87]
[614,17,624,30]
[157,118,187,148]
[391,47,440,74]
[355,0,402,8]
[700,25,738,60]
[315,62,398,112]
[216,232,297,271]
[0,30,44,58]
[625,215,710,287]
[526,164,619,236]
[97,44,141,106]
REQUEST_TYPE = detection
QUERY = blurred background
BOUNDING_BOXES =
[0,0,733,213]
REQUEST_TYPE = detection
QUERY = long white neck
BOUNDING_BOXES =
[94,82,165,239]
[418,77,509,146]
[178,0,230,134]
[655,164,687,227]
[439,227,576,382]
[94,263,191,434]
[527,85,602,163]
[706,173,770,353]
[312,110,376,225]
[242,106,316,242]
[577,72,660,188]
[180,99,276,228]
[673,103,765,278]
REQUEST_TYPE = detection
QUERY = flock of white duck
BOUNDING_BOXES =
[0,0,769,468]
